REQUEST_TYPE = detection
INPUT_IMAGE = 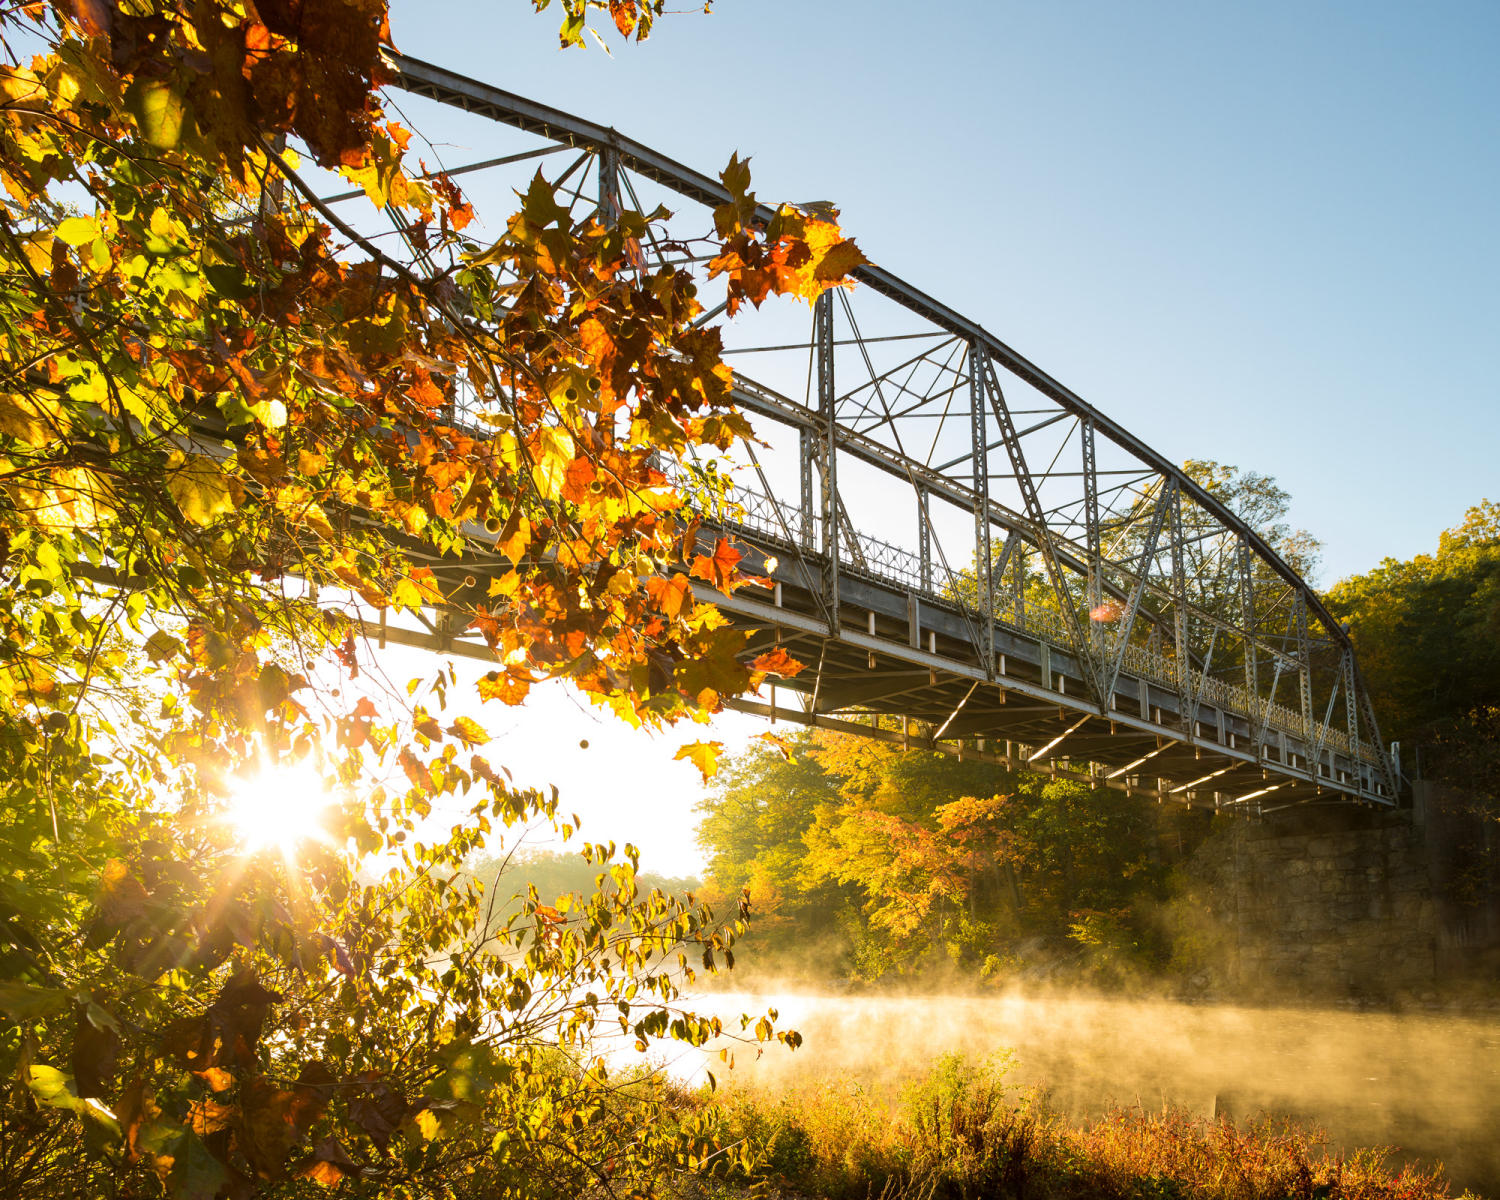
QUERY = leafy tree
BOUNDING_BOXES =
[0,2,863,1195]
[692,731,851,967]
[1179,459,1322,582]
[696,732,1207,982]
[1326,499,1500,807]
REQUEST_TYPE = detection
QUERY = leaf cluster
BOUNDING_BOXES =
[0,1,862,1195]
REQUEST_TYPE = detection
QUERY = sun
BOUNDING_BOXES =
[226,763,333,855]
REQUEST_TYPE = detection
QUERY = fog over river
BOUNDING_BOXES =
[665,991,1500,1196]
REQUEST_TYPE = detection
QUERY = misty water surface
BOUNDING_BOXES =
[668,991,1500,1196]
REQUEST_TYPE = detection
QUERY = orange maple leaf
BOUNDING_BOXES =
[477,669,532,706]
[690,538,741,590]
[647,574,692,620]
[609,0,638,37]
[750,646,805,678]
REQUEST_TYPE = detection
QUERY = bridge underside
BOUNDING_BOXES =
[702,537,1388,816]
[387,521,1391,817]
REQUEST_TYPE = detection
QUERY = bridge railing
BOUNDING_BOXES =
[685,473,1381,769]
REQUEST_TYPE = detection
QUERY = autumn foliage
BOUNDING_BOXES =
[0,1,861,1195]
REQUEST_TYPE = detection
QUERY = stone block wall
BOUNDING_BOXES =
[1184,810,1440,999]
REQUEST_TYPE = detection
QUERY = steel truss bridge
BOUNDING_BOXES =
[372,55,1397,816]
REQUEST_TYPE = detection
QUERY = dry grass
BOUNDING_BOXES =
[701,1054,1467,1200]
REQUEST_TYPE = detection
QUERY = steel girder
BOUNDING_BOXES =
[374,53,1398,813]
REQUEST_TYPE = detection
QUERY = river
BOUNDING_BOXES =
[664,991,1500,1196]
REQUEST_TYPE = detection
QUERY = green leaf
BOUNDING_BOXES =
[28,1064,121,1140]
[167,1129,229,1200]
[126,78,187,149]
[0,981,69,1018]
[27,1064,80,1109]
[202,263,256,300]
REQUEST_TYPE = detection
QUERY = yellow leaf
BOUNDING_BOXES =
[531,426,574,501]
[19,232,52,274]
[55,216,98,246]
[391,568,444,611]
[0,67,44,107]
[673,740,723,783]
[447,715,489,747]
[298,449,327,476]
[166,455,235,526]
[255,399,287,429]
[0,393,55,446]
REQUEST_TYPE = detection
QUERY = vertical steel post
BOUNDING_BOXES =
[1344,647,1360,777]
[598,144,622,227]
[1239,536,1262,759]
[1082,416,1102,660]
[1013,542,1025,626]
[970,342,994,674]
[918,485,932,593]
[1169,482,1191,732]
[799,426,815,551]
[1295,591,1315,761]
[815,292,839,617]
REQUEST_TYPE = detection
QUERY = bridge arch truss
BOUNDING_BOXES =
[378,55,1397,815]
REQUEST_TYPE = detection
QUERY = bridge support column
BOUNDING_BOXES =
[1239,536,1263,761]
[1082,415,1102,658]
[1295,592,1315,754]
[597,143,621,228]
[1168,482,1192,736]
[1343,649,1360,774]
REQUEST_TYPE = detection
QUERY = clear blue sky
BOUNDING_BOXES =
[390,0,1498,582]
[381,1,1498,874]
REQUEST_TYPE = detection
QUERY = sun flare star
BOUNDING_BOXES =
[226,764,332,855]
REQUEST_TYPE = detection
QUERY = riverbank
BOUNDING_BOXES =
[666,990,1500,1197]
[676,1055,1470,1200]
